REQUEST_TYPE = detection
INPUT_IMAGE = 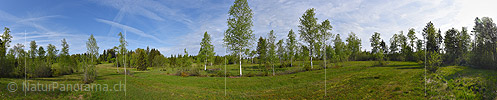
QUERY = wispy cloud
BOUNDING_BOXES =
[95,18,166,44]
[246,0,494,51]
[92,0,192,24]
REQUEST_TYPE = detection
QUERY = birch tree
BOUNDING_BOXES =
[224,0,254,76]
[199,31,215,70]
[85,34,99,83]
[286,29,297,67]
[298,8,320,69]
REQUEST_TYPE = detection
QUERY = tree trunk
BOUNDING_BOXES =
[310,46,313,69]
[272,64,275,76]
[324,46,326,68]
[117,56,119,73]
[311,56,313,69]
[205,58,207,70]
[239,51,242,77]
[290,56,293,67]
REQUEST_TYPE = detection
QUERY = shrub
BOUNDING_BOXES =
[216,70,226,77]
[427,51,442,73]
[83,64,97,84]
[188,68,200,76]
[246,71,255,77]
[303,64,311,71]
[180,71,189,77]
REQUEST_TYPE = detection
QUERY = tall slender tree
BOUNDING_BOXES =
[85,34,99,83]
[224,0,254,76]
[59,38,72,74]
[423,21,442,72]
[29,41,38,59]
[276,39,285,67]
[334,34,347,62]
[444,28,460,65]
[298,8,320,69]
[46,44,58,69]
[267,30,277,76]
[471,17,497,69]
[346,32,361,61]
[117,32,128,72]
[0,27,12,57]
[256,36,267,69]
[319,19,333,69]
[199,31,215,70]
[286,29,297,67]
[371,32,382,54]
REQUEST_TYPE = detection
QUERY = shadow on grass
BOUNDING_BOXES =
[396,66,424,69]
[378,63,420,68]
[31,78,80,82]
[431,66,497,99]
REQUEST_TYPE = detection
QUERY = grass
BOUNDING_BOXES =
[1,61,496,99]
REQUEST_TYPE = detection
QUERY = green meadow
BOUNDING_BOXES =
[2,61,495,99]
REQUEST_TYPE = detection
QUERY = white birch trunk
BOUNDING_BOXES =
[239,51,242,77]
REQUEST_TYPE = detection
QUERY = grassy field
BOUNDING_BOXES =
[1,61,496,99]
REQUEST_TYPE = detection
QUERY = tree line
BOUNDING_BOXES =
[1,0,496,80]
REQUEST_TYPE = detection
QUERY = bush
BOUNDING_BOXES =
[188,68,200,76]
[303,65,311,71]
[180,71,189,77]
[427,51,442,73]
[216,71,225,77]
[83,64,97,84]
[246,71,255,77]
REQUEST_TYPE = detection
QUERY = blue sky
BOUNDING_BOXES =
[1,0,496,56]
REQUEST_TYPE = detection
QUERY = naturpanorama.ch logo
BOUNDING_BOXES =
[7,81,125,92]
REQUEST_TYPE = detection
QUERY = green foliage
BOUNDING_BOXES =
[58,39,74,75]
[444,27,471,65]
[370,32,381,54]
[427,51,442,73]
[0,27,14,77]
[256,36,267,67]
[46,44,57,64]
[84,34,99,83]
[346,32,361,61]
[224,0,254,76]
[135,48,148,71]
[389,31,410,61]
[374,49,386,66]
[427,66,497,99]
[423,21,443,53]
[276,39,285,64]
[198,31,215,70]
[333,34,348,62]
[471,17,497,69]
[116,32,128,68]
[370,32,385,65]
[24,40,53,77]
[286,29,297,67]
[298,8,322,68]
[29,40,38,58]
[0,27,12,57]
[267,30,277,75]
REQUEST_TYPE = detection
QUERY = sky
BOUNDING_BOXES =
[0,0,496,56]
